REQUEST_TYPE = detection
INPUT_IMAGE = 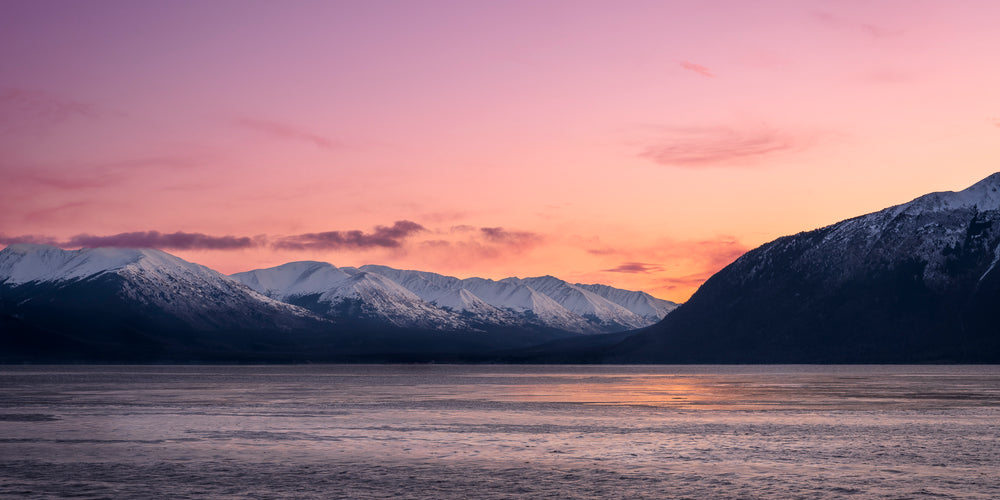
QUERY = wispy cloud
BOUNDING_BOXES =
[479,227,542,247]
[603,262,663,273]
[2,156,204,193]
[6,168,121,190]
[592,236,749,297]
[1,231,259,250]
[679,61,714,77]
[0,234,59,246]
[682,237,748,271]
[651,271,719,293]
[2,220,430,252]
[23,201,101,223]
[586,247,618,256]
[416,226,545,263]
[274,220,425,250]
[639,124,799,167]
[812,10,904,40]
[66,231,259,250]
[0,88,98,137]
[234,117,339,150]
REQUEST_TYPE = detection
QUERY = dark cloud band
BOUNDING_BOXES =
[273,220,425,250]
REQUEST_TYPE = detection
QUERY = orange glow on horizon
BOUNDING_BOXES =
[2,1,999,302]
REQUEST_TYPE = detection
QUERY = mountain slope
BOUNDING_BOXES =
[0,244,329,361]
[234,263,675,334]
[609,173,1000,363]
[574,283,678,322]
[0,241,677,362]
[361,264,675,331]
[232,263,469,330]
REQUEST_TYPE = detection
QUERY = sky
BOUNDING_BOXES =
[2,0,999,302]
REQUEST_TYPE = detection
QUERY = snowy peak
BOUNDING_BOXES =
[574,283,678,322]
[2,245,671,335]
[233,262,673,334]
[358,264,464,302]
[966,171,1000,194]
[898,172,1000,215]
[520,276,650,330]
[231,261,352,297]
[0,244,320,331]
[366,267,672,332]
[234,263,467,329]
[0,244,217,285]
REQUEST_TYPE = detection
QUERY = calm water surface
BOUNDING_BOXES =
[1,365,998,499]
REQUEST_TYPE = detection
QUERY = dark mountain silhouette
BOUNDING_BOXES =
[607,173,1000,363]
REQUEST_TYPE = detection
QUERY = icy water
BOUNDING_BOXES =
[1,365,999,499]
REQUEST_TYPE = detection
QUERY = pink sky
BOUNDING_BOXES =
[2,0,999,301]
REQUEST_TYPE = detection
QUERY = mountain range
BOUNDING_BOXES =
[4,173,1000,363]
[232,262,672,333]
[0,245,674,361]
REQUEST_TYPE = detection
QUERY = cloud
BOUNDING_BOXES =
[591,236,749,299]
[64,231,259,250]
[639,124,799,167]
[682,237,748,271]
[2,220,431,253]
[479,227,542,247]
[416,211,470,224]
[235,117,339,150]
[1,156,204,193]
[860,23,904,39]
[0,234,59,246]
[586,247,618,256]
[274,220,425,250]
[650,271,718,292]
[6,169,121,190]
[414,226,544,264]
[0,88,98,137]
[812,10,904,40]
[1,231,259,250]
[679,61,714,77]
[23,201,101,223]
[603,262,663,273]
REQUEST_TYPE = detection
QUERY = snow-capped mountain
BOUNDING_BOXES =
[232,262,467,329]
[234,263,676,334]
[0,243,314,326]
[0,243,674,361]
[365,266,676,329]
[610,172,1000,363]
[574,283,677,322]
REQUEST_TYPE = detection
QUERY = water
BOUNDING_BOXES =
[1,365,999,499]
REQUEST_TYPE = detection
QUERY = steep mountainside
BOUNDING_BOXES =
[609,173,1000,363]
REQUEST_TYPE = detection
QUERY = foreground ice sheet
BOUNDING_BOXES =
[1,365,999,499]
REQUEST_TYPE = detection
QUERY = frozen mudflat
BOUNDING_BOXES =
[1,365,999,499]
